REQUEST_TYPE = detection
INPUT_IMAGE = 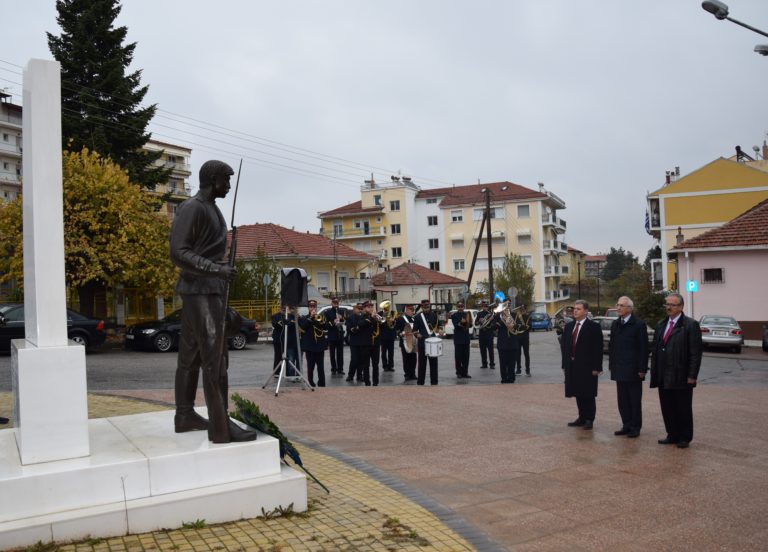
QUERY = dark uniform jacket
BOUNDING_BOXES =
[346,312,362,347]
[272,312,297,349]
[495,316,520,351]
[608,315,648,382]
[379,311,397,342]
[650,314,702,390]
[395,314,415,347]
[170,192,228,295]
[413,310,441,338]
[299,315,328,352]
[450,310,472,345]
[356,313,376,345]
[324,307,345,342]
[561,318,603,398]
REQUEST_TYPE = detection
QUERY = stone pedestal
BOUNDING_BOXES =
[11,341,89,464]
[0,409,307,548]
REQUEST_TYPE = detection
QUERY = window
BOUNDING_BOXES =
[2,162,8,169]
[517,233,532,245]
[429,261,440,271]
[472,207,504,220]
[517,204,530,218]
[453,259,465,271]
[427,215,438,226]
[354,220,362,229]
[520,255,533,268]
[332,222,343,237]
[426,198,438,204]
[428,238,439,249]
[2,133,8,142]
[390,200,400,211]
[392,247,402,258]
[702,268,724,284]
[475,257,505,271]
[451,238,464,247]
[451,209,463,223]
[390,223,401,235]
[374,195,382,206]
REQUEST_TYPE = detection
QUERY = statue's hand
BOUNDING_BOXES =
[217,262,237,281]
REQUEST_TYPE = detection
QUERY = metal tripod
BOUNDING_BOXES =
[262,306,314,396]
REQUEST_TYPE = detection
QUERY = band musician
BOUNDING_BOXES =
[378,301,397,372]
[515,304,532,377]
[395,304,418,381]
[324,297,345,375]
[474,301,496,369]
[450,301,472,379]
[345,303,362,382]
[299,299,328,387]
[413,300,444,385]
[356,300,378,386]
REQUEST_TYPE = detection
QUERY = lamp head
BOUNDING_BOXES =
[702,0,729,20]
[755,44,768,55]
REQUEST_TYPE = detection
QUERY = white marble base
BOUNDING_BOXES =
[0,409,307,548]
[11,340,89,465]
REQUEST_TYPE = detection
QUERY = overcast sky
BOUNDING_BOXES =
[2,1,768,261]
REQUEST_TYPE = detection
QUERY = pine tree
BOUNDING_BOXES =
[47,0,169,189]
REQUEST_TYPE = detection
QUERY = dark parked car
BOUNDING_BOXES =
[0,303,107,352]
[124,309,260,352]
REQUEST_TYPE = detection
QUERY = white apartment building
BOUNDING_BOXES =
[0,91,22,203]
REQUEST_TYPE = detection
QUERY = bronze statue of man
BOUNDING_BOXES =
[170,160,256,443]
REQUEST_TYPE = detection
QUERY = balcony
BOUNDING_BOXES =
[646,198,661,238]
[0,143,22,158]
[542,239,568,255]
[321,226,386,240]
[545,288,570,302]
[544,265,569,277]
[542,213,567,234]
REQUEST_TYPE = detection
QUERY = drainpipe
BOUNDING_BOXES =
[685,251,693,318]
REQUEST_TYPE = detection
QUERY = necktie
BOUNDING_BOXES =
[663,320,675,344]
[571,321,581,350]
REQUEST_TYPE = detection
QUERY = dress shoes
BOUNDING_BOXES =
[337,371,345,375]
[627,430,640,438]
[480,365,488,369]
[582,420,594,430]
[227,421,258,442]
[567,418,586,427]
[345,377,354,382]
[516,369,522,375]
[175,410,209,433]
[525,371,531,377]
[657,437,676,445]
[489,365,496,369]
[676,441,690,449]
[614,428,630,436]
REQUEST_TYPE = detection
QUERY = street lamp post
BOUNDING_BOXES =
[701,1,768,54]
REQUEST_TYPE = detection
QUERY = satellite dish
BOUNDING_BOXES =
[508,286,518,298]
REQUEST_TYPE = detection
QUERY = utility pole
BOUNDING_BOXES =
[485,187,494,300]
[577,261,582,298]
[333,226,338,297]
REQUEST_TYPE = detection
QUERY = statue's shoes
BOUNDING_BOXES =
[227,421,258,442]
[174,411,209,432]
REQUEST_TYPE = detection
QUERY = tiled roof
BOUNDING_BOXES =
[672,198,768,250]
[568,246,586,255]
[417,181,547,207]
[318,201,383,218]
[585,255,607,262]
[371,262,466,286]
[232,223,376,260]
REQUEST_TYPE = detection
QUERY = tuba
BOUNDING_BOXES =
[495,301,524,334]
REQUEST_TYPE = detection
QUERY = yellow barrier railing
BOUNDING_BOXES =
[229,299,282,323]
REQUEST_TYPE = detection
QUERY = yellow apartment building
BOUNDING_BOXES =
[647,157,768,290]
[319,178,570,314]
[143,139,193,220]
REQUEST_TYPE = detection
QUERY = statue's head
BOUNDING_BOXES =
[199,160,234,189]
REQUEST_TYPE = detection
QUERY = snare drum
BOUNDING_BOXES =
[425,336,443,358]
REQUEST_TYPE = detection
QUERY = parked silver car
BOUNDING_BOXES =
[699,315,743,354]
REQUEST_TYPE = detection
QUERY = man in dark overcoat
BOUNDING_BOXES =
[413,300,443,385]
[345,303,362,382]
[561,300,603,429]
[324,297,345,375]
[450,301,472,378]
[474,301,496,369]
[495,311,519,384]
[650,292,702,449]
[299,299,328,387]
[395,304,418,381]
[608,296,648,438]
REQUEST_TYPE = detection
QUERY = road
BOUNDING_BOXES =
[2,330,766,392]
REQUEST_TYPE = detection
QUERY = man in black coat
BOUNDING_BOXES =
[413,300,443,385]
[650,292,702,449]
[450,301,472,378]
[299,300,328,387]
[515,304,532,376]
[608,296,648,438]
[561,300,603,429]
[495,310,520,384]
[324,297,345,375]
[395,304,418,381]
[345,303,362,382]
[474,301,496,369]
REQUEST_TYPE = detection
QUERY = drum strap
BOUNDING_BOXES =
[420,313,435,337]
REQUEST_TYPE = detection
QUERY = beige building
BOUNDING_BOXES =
[144,139,193,220]
[0,91,22,203]
[319,178,570,314]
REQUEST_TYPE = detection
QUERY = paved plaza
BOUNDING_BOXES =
[1,332,767,551]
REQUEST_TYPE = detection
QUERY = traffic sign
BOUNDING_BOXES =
[493,291,506,302]
[686,280,698,293]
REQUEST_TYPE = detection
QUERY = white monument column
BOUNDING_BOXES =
[11,59,89,464]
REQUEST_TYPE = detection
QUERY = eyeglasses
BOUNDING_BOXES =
[664,303,681,307]
[616,303,629,308]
